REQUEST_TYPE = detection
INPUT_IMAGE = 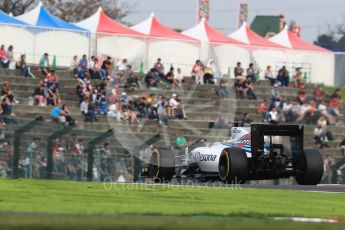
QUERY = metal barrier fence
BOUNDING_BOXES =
[0,117,344,183]
[0,117,153,182]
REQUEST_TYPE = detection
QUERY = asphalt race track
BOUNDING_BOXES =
[241,184,345,193]
[132,182,345,193]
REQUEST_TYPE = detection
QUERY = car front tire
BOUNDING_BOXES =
[149,148,175,183]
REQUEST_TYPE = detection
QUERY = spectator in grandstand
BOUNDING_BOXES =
[270,86,281,107]
[50,104,66,124]
[246,63,257,83]
[98,78,109,91]
[125,64,139,89]
[107,102,122,121]
[175,134,187,149]
[156,95,168,126]
[318,100,329,117]
[39,53,50,76]
[296,102,312,122]
[277,66,289,87]
[17,54,29,77]
[293,67,305,89]
[234,78,246,100]
[166,93,178,118]
[80,98,96,122]
[241,113,252,126]
[76,81,87,103]
[135,96,148,118]
[77,54,88,79]
[290,100,301,120]
[203,59,215,84]
[101,56,112,77]
[116,58,127,72]
[5,45,15,69]
[318,99,337,124]
[212,115,231,129]
[296,90,306,105]
[0,45,9,68]
[1,81,18,105]
[46,83,60,106]
[27,137,41,154]
[0,97,16,124]
[46,69,60,89]
[257,99,269,122]
[175,95,186,119]
[234,62,244,77]
[329,88,343,117]
[122,100,137,124]
[264,65,275,86]
[33,81,47,106]
[245,79,257,100]
[268,106,280,124]
[218,74,230,98]
[70,55,79,76]
[191,60,204,85]
[89,57,103,80]
[145,68,158,88]
[165,66,174,86]
[282,99,294,122]
[314,125,329,149]
[174,67,184,88]
[112,71,126,86]
[313,84,324,105]
[153,58,165,81]
[61,104,76,126]
[79,54,88,70]
[119,92,129,105]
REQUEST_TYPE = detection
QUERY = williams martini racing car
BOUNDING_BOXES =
[142,123,324,185]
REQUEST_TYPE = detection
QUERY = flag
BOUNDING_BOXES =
[139,61,144,75]
[227,67,231,79]
[51,55,56,70]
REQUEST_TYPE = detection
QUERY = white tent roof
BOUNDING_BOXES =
[228,22,283,48]
[182,18,244,44]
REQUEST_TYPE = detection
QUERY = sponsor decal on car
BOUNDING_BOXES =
[195,152,217,162]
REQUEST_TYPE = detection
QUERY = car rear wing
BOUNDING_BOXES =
[250,123,304,160]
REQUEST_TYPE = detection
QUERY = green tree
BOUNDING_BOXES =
[314,17,345,49]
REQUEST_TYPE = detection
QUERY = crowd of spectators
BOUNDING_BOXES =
[0,132,119,180]
[255,80,343,149]
[1,49,345,181]
[70,55,188,126]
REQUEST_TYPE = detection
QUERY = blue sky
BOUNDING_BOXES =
[122,0,345,42]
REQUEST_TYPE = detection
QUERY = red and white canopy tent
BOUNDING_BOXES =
[131,13,199,75]
[75,7,146,63]
[269,26,334,85]
[228,22,283,49]
[269,26,328,52]
[227,21,289,78]
[182,18,250,75]
[131,12,194,41]
[75,7,142,36]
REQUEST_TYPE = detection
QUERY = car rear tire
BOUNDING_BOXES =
[294,149,324,185]
[149,148,175,183]
[219,148,249,184]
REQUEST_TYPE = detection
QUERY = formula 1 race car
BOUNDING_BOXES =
[142,123,324,185]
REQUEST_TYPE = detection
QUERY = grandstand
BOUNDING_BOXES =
[0,66,344,183]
